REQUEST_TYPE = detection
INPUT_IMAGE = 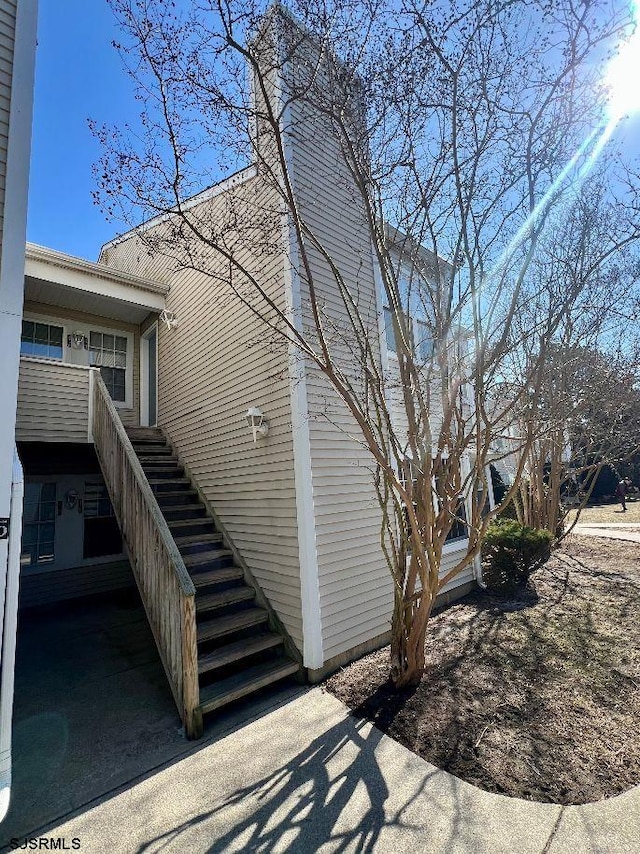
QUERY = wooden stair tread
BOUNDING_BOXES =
[197,607,268,642]
[196,587,255,613]
[168,517,211,528]
[198,634,283,675]
[145,469,191,486]
[191,566,244,587]
[199,659,300,714]
[184,549,232,566]
[174,532,223,546]
[157,502,205,513]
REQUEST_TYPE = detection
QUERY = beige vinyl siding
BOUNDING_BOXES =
[103,176,304,649]
[438,545,476,596]
[286,83,395,663]
[23,301,141,428]
[287,58,475,661]
[0,0,15,266]
[16,359,91,443]
[19,560,135,608]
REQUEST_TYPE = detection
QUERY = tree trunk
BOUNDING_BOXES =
[389,586,432,687]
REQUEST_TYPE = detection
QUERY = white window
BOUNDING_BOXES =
[384,308,434,362]
[20,320,64,360]
[415,318,434,362]
[20,482,57,566]
[89,331,128,403]
[384,306,397,354]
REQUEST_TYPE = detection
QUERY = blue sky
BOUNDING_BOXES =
[27,0,134,260]
[26,1,640,264]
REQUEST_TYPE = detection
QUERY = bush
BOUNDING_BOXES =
[481,519,552,593]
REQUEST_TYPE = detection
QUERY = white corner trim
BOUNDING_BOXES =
[0,0,38,319]
[277,71,324,670]
[0,0,38,520]
[140,322,159,427]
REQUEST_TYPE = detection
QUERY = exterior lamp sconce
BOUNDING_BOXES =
[68,331,88,349]
[159,309,178,331]
[245,407,269,443]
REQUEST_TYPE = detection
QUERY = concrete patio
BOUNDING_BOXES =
[0,588,303,848]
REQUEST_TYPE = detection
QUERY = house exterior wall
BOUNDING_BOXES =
[19,300,141,430]
[280,28,477,667]
[0,0,37,525]
[0,0,17,269]
[100,174,305,650]
[282,60,394,665]
[16,359,92,443]
[96,16,477,671]
[19,559,134,608]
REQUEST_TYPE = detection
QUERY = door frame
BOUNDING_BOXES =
[140,322,159,427]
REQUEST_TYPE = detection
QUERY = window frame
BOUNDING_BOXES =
[87,323,134,410]
[88,326,132,408]
[383,306,436,366]
[20,481,57,568]
[397,456,471,556]
[20,314,67,362]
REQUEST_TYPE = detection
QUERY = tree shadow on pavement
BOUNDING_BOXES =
[135,711,447,853]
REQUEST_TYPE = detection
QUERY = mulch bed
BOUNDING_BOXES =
[324,534,640,804]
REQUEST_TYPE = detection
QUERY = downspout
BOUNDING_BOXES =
[0,448,24,821]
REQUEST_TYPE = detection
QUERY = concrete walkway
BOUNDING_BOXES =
[573,523,640,543]
[7,687,639,854]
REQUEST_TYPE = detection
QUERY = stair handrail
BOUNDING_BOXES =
[91,371,201,737]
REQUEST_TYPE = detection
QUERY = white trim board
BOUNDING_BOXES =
[140,322,159,427]
[277,65,324,670]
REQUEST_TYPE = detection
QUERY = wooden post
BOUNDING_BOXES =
[181,594,202,739]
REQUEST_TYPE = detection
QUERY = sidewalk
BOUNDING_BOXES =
[7,687,639,854]
[573,523,640,543]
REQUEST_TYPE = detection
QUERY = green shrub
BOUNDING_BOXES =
[481,519,552,593]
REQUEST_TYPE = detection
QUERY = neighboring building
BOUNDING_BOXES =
[0,0,40,821]
[11,9,482,739]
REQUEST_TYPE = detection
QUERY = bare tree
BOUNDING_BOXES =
[500,178,640,537]
[93,0,640,686]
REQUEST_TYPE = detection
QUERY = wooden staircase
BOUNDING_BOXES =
[126,426,301,721]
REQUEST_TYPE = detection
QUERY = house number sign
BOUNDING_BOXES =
[0,518,9,539]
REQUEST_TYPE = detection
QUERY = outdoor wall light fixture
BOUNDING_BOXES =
[245,407,269,443]
[159,309,178,330]
[68,331,87,349]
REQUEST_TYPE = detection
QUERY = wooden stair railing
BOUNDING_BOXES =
[91,372,202,738]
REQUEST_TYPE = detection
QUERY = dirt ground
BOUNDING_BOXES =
[325,535,640,805]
